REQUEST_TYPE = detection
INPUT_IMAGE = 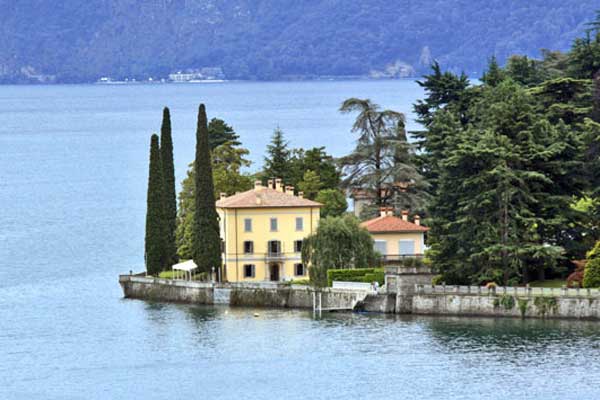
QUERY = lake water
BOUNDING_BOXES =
[1,81,600,399]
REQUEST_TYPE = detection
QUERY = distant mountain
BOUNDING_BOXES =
[0,0,597,83]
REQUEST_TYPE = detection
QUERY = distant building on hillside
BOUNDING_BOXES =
[361,208,428,262]
[168,67,225,82]
[216,179,322,282]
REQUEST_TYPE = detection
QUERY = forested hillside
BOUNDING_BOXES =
[0,0,597,83]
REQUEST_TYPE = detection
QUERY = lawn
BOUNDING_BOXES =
[528,279,566,288]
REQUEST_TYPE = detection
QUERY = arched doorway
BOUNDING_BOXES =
[269,263,280,281]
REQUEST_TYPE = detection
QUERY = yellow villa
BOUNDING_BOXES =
[360,208,429,262]
[216,178,322,282]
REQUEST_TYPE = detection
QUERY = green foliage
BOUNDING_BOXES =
[288,147,341,190]
[302,215,379,287]
[481,56,505,87]
[431,274,444,285]
[583,257,600,288]
[505,55,544,86]
[533,296,558,317]
[588,241,600,260]
[339,98,427,215]
[425,78,583,285]
[263,127,291,182]
[327,268,384,287]
[176,120,253,260]
[159,107,178,266]
[145,134,168,275]
[297,170,322,200]
[518,299,530,317]
[493,295,515,310]
[315,189,348,218]
[208,118,240,151]
[192,104,223,273]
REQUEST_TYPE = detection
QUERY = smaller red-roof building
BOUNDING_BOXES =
[360,209,428,260]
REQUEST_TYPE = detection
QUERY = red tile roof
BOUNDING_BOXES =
[216,187,322,209]
[360,215,429,233]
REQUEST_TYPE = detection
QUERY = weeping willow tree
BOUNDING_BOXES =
[301,215,378,287]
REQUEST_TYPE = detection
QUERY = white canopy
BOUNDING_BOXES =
[172,259,198,272]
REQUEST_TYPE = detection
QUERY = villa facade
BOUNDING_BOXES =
[216,179,322,282]
[361,208,429,262]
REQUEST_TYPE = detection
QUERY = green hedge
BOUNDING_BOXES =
[327,268,384,286]
[583,258,600,288]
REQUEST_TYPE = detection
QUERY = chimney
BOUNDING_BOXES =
[379,207,387,217]
[254,180,262,191]
[267,179,274,188]
[298,191,304,198]
[401,210,409,221]
[219,192,227,200]
[414,215,421,226]
[285,185,295,195]
[275,178,283,192]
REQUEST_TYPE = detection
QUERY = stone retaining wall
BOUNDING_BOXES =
[119,275,368,310]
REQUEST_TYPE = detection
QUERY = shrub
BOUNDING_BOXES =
[327,268,384,286]
[431,274,444,285]
[583,258,600,288]
[587,241,600,260]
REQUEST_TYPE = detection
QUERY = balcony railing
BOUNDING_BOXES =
[379,254,424,264]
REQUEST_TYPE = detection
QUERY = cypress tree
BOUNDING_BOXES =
[145,134,168,276]
[193,104,223,274]
[160,107,178,266]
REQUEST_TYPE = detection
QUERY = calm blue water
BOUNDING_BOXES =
[1,81,600,399]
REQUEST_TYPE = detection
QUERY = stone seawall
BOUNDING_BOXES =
[119,275,369,310]
[411,293,600,319]
[120,275,600,320]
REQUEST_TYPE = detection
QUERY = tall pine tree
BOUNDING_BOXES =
[193,104,223,274]
[263,127,291,182]
[145,134,168,275]
[160,107,178,266]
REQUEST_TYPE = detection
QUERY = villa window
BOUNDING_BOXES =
[243,264,255,278]
[399,240,415,255]
[270,217,278,232]
[244,218,252,232]
[294,263,305,276]
[295,217,304,231]
[243,241,254,254]
[268,240,281,255]
[374,240,387,255]
[294,240,303,253]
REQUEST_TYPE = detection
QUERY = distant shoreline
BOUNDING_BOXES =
[0,76,437,86]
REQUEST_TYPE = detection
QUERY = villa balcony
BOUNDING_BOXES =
[379,254,424,265]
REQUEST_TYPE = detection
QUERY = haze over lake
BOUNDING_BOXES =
[1,80,600,399]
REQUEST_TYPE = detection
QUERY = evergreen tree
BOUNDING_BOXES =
[339,98,426,216]
[428,81,583,284]
[315,189,348,218]
[176,139,253,260]
[193,104,223,274]
[481,56,505,87]
[159,107,178,266]
[145,134,168,275]
[263,127,291,182]
[413,62,472,128]
[297,170,322,200]
[208,118,240,151]
[287,147,341,189]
